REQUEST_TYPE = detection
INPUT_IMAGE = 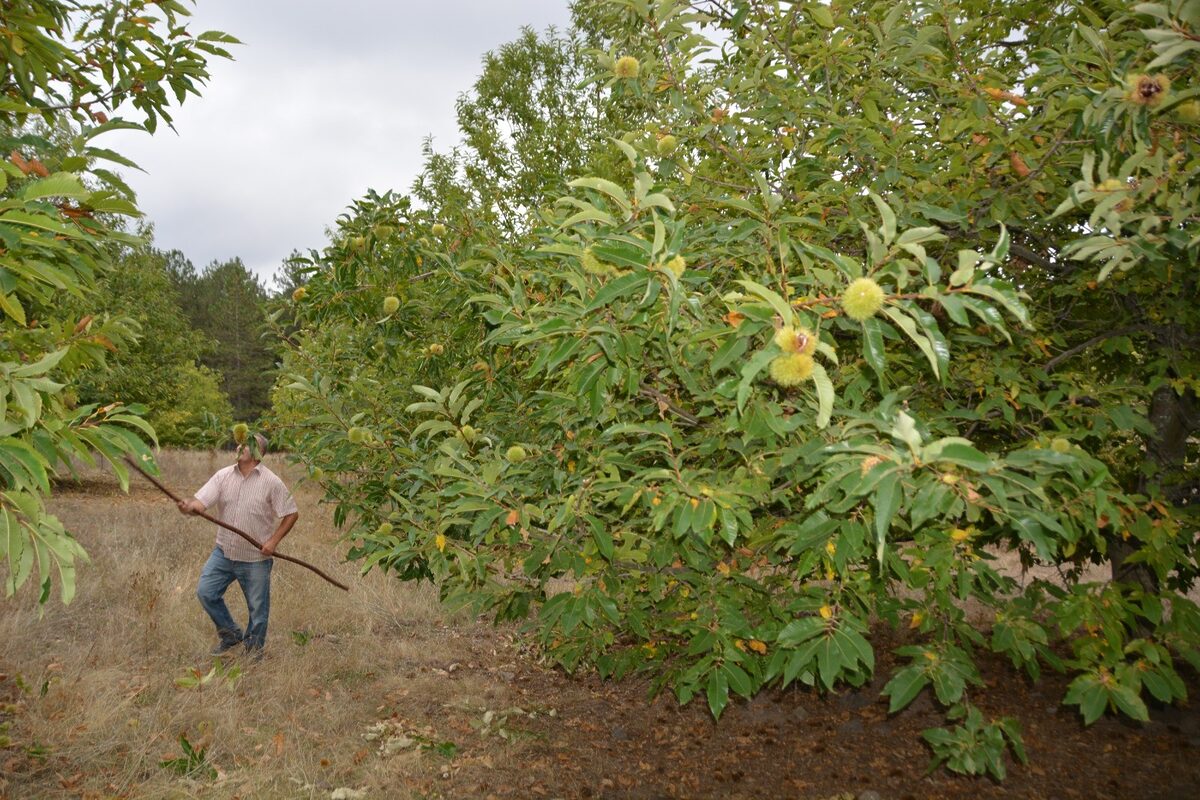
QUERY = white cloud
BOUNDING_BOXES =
[105,0,573,287]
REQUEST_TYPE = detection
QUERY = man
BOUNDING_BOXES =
[177,433,299,657]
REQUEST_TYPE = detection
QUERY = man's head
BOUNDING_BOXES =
[236,433,269,464]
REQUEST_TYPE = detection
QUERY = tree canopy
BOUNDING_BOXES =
[170,256,276,422]
[70,238,233,446]
[273,0,1200,776]
[1,0,234,602]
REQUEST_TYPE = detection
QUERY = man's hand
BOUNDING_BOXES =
[261,512,298,558]
[177,498,202,515]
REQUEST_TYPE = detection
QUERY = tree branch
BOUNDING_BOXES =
[1043,325,1151,373]
[639,384,701,426]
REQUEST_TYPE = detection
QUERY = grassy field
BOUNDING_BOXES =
[2,450,1197,800]
[1,450,531,799]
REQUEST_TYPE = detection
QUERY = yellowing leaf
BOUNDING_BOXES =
[1010,152,1032,177]
[435,534,446,552]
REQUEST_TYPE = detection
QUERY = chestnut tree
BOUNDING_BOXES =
[274,0,1199,778]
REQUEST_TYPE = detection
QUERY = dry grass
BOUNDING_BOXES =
[1,450,529,800]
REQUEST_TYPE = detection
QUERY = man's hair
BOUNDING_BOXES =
[253,433,269,457]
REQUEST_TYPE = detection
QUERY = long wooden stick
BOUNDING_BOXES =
[124,456,349,592]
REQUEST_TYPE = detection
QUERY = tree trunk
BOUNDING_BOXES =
[1112,386,1199,589]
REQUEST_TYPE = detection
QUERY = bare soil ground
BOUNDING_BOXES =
[1,450,1197,799]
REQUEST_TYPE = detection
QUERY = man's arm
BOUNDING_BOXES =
[177,497,206,515]
[260,512,299,557]
[183,470,222,516]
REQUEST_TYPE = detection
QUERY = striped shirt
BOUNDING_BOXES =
[194,463,299,562]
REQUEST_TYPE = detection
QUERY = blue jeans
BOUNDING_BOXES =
[196,546,273,650]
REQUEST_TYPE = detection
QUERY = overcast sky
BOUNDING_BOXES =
[107,1,574,289]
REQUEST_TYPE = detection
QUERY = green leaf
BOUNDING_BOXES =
[560,207,616,228]
[737,348,776,413]
[0,292,27,326]
[810,363,834,429]
[21,172,89,200]
[869,193,897,246]
[949,250,980,286]
[881,306,941,380]
[873,472,900,564]
[735,279,793,323]
[906,303,950,379]
[883,665,929,712]
[585,271,647,313]
[896,226,944,246]
[930,662,966,705]
[11,348,68,377]
[891,410,923,454]
[724,663,754,698]
[1109,684,1149,722]
[807,4,835,29]
[816,635,841,689]
[922,440,992,472]
[610,136,638,167]
[964,281,1030,328]
[1065,675,1109,725]
[710,334,749,376]
[837,627,875,673]
[568,177,631,217]
[990,224,1011,262]
[0,209,76,235]
[590,517,614,561]
[861,317,886,380]
[778,616,826,646]
[706,667,730,718]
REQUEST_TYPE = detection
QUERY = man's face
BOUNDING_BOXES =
[236,443,254,463]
